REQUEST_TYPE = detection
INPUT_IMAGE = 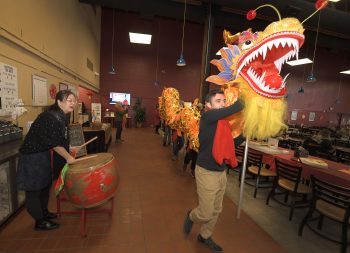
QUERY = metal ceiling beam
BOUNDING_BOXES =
[79,0,350,52]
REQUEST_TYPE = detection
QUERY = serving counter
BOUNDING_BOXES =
[0,139,25,227]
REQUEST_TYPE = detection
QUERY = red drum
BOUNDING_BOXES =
[64,153,118,208]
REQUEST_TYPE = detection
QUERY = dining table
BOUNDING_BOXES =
[248,142,350,188]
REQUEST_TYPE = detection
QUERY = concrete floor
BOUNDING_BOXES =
[224,170,343,253]
[163,126,345,253]
[0,128,345,253]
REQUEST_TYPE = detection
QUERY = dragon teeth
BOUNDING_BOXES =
[238,32,304,96]
[262,46,267,60]
[237,35,302,79]
[247,67,282,94]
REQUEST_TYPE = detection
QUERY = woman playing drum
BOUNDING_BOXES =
[17,90,77,231]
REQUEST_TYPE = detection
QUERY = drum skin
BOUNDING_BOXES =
[64,153,118,208]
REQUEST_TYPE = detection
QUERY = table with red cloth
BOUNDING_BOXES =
[248,143,350,188]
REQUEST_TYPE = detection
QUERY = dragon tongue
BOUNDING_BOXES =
[264,74,282,89]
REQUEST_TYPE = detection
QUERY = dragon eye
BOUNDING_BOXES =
[241,40,254,50]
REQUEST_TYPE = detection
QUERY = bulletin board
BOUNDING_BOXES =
[32,75,48,106]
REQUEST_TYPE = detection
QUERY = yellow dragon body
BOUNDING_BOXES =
[160,2,328,149]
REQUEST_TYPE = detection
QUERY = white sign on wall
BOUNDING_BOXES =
[0,63,18,116]
[91,103,101,122]
[291,111,298,121]
[32,75,48,106]
[309,112,316,121]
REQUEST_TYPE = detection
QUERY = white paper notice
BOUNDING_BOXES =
[32,75,48,106]
[0,63,18,116]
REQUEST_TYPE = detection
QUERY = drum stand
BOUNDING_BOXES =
[56,191,114,237]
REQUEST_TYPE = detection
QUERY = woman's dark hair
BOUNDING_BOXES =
[49,90,76,111]
[205,89,224,103]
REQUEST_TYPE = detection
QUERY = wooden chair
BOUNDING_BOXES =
[336,149,350,165]
[266,158,311,220]
[336,139,350,148]
[235,145,244,164]
[299,175,350,253]
[244,150,276,198]
[228,145,244,174]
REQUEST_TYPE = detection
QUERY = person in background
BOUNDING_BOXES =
[16,90,77,231]
[154,104,161,134]
[182,140,197,178]
[303,129,334,157]
[122,94,129,106]
[122,105,128,129]
[336,126,350,139]
[163,122,171,146]
[115,102,125,143]
[172,129,184,161]
[182,102,204,177]
[182,89,243,252]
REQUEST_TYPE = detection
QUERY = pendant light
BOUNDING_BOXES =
[176,0,187,66]
[298,87,305,93]
[306,12,321,82]
[298,59,307,94]
[335,76,342,104]
[109,9,116,75]
[154,21,160,86]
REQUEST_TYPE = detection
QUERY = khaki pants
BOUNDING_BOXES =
[189,165,227,238]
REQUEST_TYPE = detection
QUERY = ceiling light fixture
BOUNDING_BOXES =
[109,9,116,75]
[154,21,161,86]
[286,58,313,66]
[176,0,187,66]
[129,32,152,44]
[340,70,350,74]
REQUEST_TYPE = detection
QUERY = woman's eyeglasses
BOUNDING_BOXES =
[66,99,77,105]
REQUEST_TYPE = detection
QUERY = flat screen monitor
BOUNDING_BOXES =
[109,92,131,105]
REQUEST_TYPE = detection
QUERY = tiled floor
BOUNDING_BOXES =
[0,128,286,253]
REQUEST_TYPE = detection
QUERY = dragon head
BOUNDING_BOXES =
[228,18,304,98]
[206,5,312,139]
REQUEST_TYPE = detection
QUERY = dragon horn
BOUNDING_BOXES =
[301,0,328,24]
[223,30,240,45]
[247,4,281,21]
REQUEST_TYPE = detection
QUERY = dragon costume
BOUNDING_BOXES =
[160,1,327,149]
[207,16,305,140]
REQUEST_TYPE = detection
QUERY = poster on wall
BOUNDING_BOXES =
[68,84,77,96]
[59,82,68,91]
[0,62,18,116]
[91,103,101,122]
[77,102,82,114]
[291,111,298,121]
[309,112,315,121]
[59,82,77,97]
[32,75,48,106]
